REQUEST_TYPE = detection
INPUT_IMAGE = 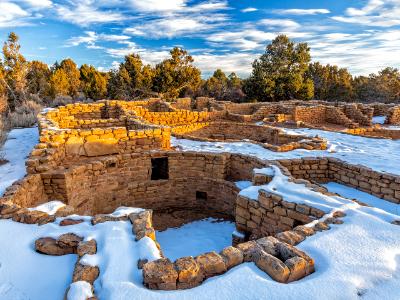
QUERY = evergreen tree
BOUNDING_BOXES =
[153,47,201,99]
[243,35,313,101]
[26,60,51,99]
[80,64,108,100]
[2,32,28,110]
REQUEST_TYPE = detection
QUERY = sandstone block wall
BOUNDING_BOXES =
[386,106,400,124]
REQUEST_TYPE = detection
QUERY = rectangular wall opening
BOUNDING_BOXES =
[196,191,207,201]
[151,157,169,180]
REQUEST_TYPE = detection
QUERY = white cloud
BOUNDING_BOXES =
[272,9,330,15]
[55,0,124,26]
[129,0,186,12]
[0,2,30,27]
[241,7,257,13]
[66,31,131,47]
[124,15,225,38]
[16,0,52,9]
[259,19,300,29]
[332,0,400,27]
[206,29,276,50]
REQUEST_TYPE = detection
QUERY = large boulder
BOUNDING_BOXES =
[142,258,178,290]
[58,233,83,248]
[35,237,75,256]
[220,246,243,269]
[255,250,290,283]
[77,240,97,257]
[174,257,204,289]
[72,263,100,284]
[195,252,227,278]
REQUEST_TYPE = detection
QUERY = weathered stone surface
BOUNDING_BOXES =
[175,256,204,289]
[83,139,119,157]
[59,218,85,226]
[35,237,74,255]
[77,240,97,256]
[235,241,263,262]
[333,211,347,218]
[73,263,100,284]
[91,214,128,225]
[220,246,243,269]
[58,233,83,248]
[55,205,75,217]
[286,256,308,282]
[391,220,400,226]
[314,221,330,231]
[255,237,279,256]
[137,259,148,269]
[293,225,315,237]
[276,242,314,274]
[255,250,290,283]
[275,231,305,246]
[143,258,178,290]
[195,252,227,278]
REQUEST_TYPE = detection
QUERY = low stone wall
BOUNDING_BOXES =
[386,106,400,124]
[175,122,327,152]
[346,127,400,139]
[1,174,48,207]
[293,106,327,124]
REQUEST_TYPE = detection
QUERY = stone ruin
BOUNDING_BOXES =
[0,98,399,298]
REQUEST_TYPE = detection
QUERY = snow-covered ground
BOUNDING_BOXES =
[323,182,400,216]
[0,127,38,195]
[156,218,235,261]
[372,116,386,124]
[172,127,400,175]
[0,126,400,299]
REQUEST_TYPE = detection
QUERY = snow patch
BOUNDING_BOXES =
[28,201,66,215]
[67,281,93,300]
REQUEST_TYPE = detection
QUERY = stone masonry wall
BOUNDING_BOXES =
[386,106,400,124]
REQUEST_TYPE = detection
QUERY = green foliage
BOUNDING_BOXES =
[108,54,155,99]
[153,47,201,99]
[244,35,313,101]
[2,32,28,109]
[50,68,70,97]
[26,60,51,98]
[59,59,81,97]
[80,64,108,100]
[308,62,353,101]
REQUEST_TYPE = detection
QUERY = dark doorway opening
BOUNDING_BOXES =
[151,157,169,180]
[196,191,207,201]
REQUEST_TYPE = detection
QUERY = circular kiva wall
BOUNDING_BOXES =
[38,151,266,227]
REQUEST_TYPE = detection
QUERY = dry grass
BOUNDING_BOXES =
[0,116,10,164]
[8,101,42,128]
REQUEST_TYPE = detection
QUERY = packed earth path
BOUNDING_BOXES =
[0,119,400,299]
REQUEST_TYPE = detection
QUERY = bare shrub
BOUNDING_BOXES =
[8,100,42,128]
[0,116,10,164]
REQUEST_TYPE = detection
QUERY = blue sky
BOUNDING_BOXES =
[1,0,400,77]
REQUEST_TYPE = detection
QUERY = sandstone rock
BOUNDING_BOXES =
[276,242,314,274]
[0,203,20,216]
[220,246,243,269]
[286,256,308,282]
[275,231,305,245]
[73,263,100,284]
[255,250,290,283]
[60,218,85,226]
[175,256,204,289]
[55,205,75,217]
[91,214,128,225]
[83,139,119,157]
[77,240,97,256]
[12,209,53,225]
[293,225,315,237]
[256,237,279,256]
[314,221,330,231]
[35,237,75,255]
[137,259,148,269]
[142,258,178,290]
[195,252,227,278]
[325,217,344,225]
[65,136,84,156]
[333,211,347,218]
[235,241,263,262]
[58,233,83,248]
